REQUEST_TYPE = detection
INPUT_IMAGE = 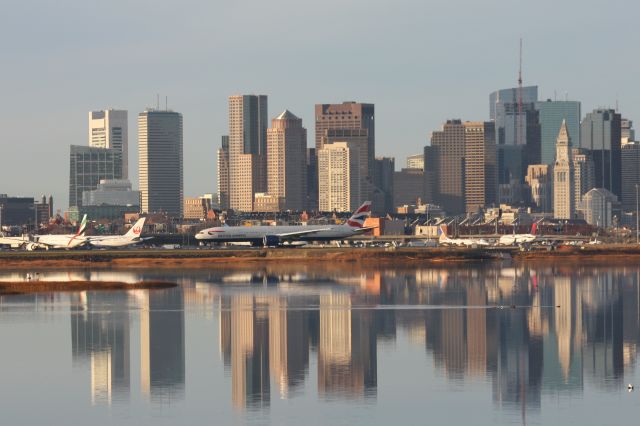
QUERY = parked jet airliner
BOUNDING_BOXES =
[195,202,374,246]
[86,217,151,248]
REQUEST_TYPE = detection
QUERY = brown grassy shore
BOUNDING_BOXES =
[0,280,176,296]
[0,247,501,268]
[512,244,640,263]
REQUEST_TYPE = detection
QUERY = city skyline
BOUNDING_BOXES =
[1,0,637,210]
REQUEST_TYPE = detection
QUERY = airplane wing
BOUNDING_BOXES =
[276,228,332,238]
[350,226,378,234]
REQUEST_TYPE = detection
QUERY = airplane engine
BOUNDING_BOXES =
[26,243,39,251]
[262,235,280,247]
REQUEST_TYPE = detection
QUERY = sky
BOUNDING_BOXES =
[1,0,637,212]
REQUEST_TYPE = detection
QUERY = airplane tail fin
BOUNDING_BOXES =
[531,222,537,235]
[125,217,146,238]
[76,215,88,237]
[439,224,448,241]
[346,201,372,228]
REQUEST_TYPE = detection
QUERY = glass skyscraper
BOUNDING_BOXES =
[534,100,581,165]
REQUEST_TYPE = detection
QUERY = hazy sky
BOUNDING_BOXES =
[1,0,637,211]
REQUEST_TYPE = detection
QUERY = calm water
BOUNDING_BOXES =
[0,262,639,425]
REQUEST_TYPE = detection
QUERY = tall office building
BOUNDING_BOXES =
[318,142,360,212]
[622,118,635,146]
[525,165,552,212]
[429,120,497,214]
[621,142,640,211]
[228,95,268,211]
[572,148,595,210]
[373,157,395,213]
[69,145,122,209]
[429,120,466,214]
[315,102,375,202]
[217,136,230,210]
[406,154,424,170]
[553,121,574,219]
[579,109,622,197]
[89,110,129,179]
[266,110,307,211]
[138,109,183,217]
[534,100,581,165]
[393,168,425,208]
[306,148,318,211]
[463,122,497,213]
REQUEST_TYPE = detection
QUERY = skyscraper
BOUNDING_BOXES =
[429,120,466,214]
[217,136,230,210]
[622,118,635,146]
[463,121,497,213]
[525,165,552,212]
[579,109,622,197]
[406,154,424,170]
[534,100,581,165]
[572,148,595,210]
[266,110,307,211]
[315,102,375,203]
[138,109,183,216]
[89,110,129,179]
[318,142,360,212]
[228,95,268,211]
[553,121,574,219]
[621,142,640,212]
[69,145,122,209]
[373,157,395,213]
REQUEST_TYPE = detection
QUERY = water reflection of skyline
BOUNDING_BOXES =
[0,264,639,417]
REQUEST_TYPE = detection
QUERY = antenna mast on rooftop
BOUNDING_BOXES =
[517,38,524,147]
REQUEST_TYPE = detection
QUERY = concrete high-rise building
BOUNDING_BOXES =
[89,110,129,179]
[315,102,375,203]
[266,110,307,211]
[320,128,371,205]
[429,120,466,214]
[553,120,574,219]
[228,95,268,211]
[138,109,183,217]
[318,142,360,212]
[393,168,425,208]
[463,122,497,213]
[534,100,581,165]
[306,148,318,211]
[622,118,635,146]
[69,145,122,209]
[621,142,640,212]
[217,136,230,210]
[406,154,424,170]
[525,165,552,212]
[579,109,622,197]
[572,148,595,210]
[429,120,497,214]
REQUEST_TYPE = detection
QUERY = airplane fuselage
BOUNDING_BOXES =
[196,224,362,244]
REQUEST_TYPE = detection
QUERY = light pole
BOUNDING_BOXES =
[636,183,640,244]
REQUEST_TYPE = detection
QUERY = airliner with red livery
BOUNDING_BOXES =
[195,202,374,247]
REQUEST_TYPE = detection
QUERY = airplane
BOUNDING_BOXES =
[85,217,151,248]
[27,215,89,250]
[438,224,490,247]
[195,201,375,246]
[498,223,538,246]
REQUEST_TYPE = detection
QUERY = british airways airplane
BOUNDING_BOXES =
[195,202,374,247]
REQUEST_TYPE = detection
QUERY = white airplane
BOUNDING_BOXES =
[195,202,375,246]
[498,223,538,246]
[438,225,490,247]
[86,217,151,248]
[28,215,89,250]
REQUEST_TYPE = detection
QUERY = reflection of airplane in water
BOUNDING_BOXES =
[195,202,375,247]
[438,225,490,247]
